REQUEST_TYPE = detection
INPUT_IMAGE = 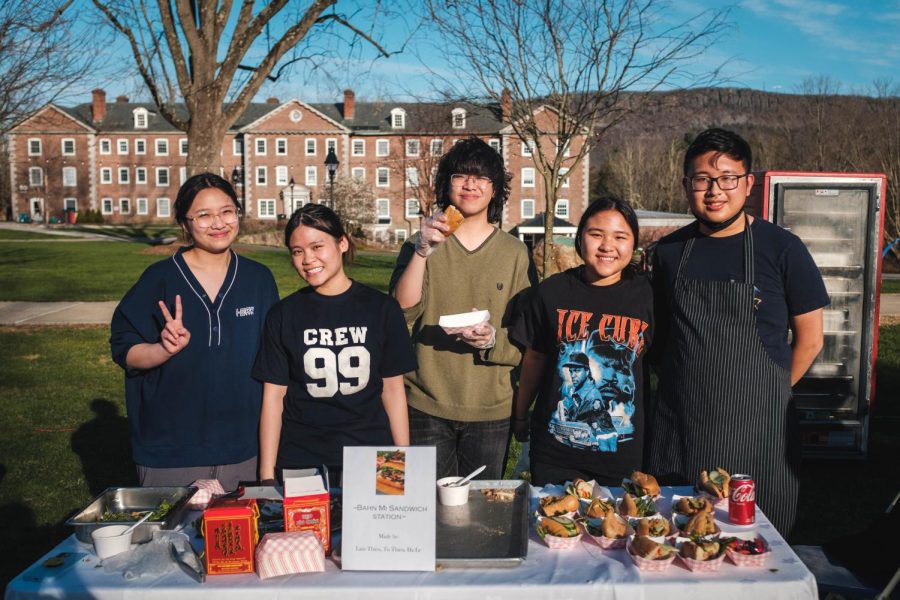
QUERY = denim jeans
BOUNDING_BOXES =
[408,406,510,480]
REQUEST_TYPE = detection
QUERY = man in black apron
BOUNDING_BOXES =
[647,128,828,537]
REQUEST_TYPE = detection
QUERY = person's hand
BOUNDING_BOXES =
[414,212,450,258]
[513,417,530,442]
[158,295,191,355]
[458,320,496,350]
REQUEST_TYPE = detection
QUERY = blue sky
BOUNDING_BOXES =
[88,0,900,104]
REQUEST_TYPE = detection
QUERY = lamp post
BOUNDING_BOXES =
[230,166,244,214]
[324,148,339,210]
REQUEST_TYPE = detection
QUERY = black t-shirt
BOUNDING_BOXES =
[252,281,417,469]
[651,218,829,370]
[510,268,653,484]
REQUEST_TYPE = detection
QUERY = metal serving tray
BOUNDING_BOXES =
[436,479,529,568]
[67,486,197,543]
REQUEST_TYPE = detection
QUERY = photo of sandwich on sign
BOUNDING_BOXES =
[375,450,406,496]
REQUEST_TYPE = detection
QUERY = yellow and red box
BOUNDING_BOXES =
[203,498,259,575]
[283,473,330,554]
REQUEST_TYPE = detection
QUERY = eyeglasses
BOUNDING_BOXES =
[450,173,492,188]
[186,206,240,228]
[686,173,749,191]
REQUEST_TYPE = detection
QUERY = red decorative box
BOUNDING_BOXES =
[203,498,259,575]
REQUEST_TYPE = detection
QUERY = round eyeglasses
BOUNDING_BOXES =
[450,173,492,188]
[186,206,240,228]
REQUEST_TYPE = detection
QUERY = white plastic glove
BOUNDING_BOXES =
[415,212,449,258]
[459,320,496,350]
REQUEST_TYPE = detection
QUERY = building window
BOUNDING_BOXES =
[179,167,187,185]
[555,199,569,219]
[405,139,420,157]
[522,167,535,187]
[99,139,111,155]
[256,138,267,155]
[258,199,276,219]
[136,197,148,215]
[135,139,146,154]
[119,198,131,214]
[133,108,148,129]
[101,198,113,215]
[64,198,77,211]
[376,198,390,224]
[390,108,406,129]
[100,168,112,184]
[117,139,128,155]
[135,167,147,184]
[179,138,188,156]
[305,138,316,156]
[405,199,420,218]
[451,107,466,129]
[521,199,535,220]
[489,138,501,152]
[118,167,130,184]
[376,167,389,187]
[29,167,44,186]
[233,137,244,156]
[155,139,168,156]
[62,167,77,187]
[274,166,287,186]
[352,139,365,156]
[305,166,317,186]
[326,138,337,153]
[374,139,389,157]
[274,138,286,156]
[406,167,419,187]
[559,167,570,188]
[559,138,571,157]
[156,167,170,186]
[430,139,443,156]
[28,139,42,156]
[521,140,534,157]
[256,166,267,186]
[61,138,76,156]
[351,167,365,180]
[395,229,408,244]
[156,197,171,217]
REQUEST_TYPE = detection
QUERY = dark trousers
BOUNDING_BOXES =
[408,405,510,480]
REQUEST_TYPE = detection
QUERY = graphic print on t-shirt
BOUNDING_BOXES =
[548,310,648,453]
[302,326,371,398]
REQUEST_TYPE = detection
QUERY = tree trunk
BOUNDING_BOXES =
[186,106,228,177]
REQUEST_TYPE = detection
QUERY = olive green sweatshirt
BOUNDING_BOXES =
[390,229,537,421]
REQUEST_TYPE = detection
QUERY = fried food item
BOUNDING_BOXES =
[481,488,516,502]
[585,497,616,519]
[617,492,638,517]
[567,478,593,499]
[601,516,627,539]
[443,205,465,234]
[539,494,579,517]
[682,510,717,536]
[681,539,722,561]
[538,516,579,538]
[630,535,674,560]
[674,496,713,516]
[624,471,661,497]
[699,468,731,499]
[635,516,670,537]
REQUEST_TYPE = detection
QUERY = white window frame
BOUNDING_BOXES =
[405,167,419,187]
[29,167,44,187]
[276,138,288,156]
[376,167,389,187]
[521,140,534,157]
[390,107,406,129]
[135,167,147,184]
[133,108,148,129]
[559,167,570,188]
[555,198,570,219]
[61,138,76,156]
[156,197,171,217]
[99,139,111,155]
[28,138,42,156]
[135,139,146,155]
[451,107,466,129]
[117,139,128,155]
[62,167,77,187]
[521,167,535,187]
[326,138,337,153]
[257,198,276,219]
[63,198,78,211]
[405,139,420,157]
[155,167,170,187]
[118,167,130,184]
[101,197,114,215]
[489,138,501,152]
[276,166,288,186]
[375,198,390,224]
[155,139,168,156]
[179,166,187,186]
[233,137,244,156]
[136,197,149,215]
[256,138,267,156]
[395,229,408,244]
[376,139,389,157]
[305,166,317,186]
[119,197,131,215]
[256,166,267,186]
[179,138,188,156]
[351,167,365,180]
[405,198,420,219]
[304,138,316,156]
[521,199,535,220]
[352,139,365,156]
[100,168,112,184]
[430,139,443,156]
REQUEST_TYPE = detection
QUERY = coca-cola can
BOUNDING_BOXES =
[729,474,756,525]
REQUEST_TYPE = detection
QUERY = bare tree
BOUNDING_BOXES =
[332,175,376,236]
[424,0,727,276]
[91,0,396,175]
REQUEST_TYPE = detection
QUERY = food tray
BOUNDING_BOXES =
[67,486,197,543]
[436,480,529,568]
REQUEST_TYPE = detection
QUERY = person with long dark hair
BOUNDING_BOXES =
[510,197,653,486]
[110,173,279,490]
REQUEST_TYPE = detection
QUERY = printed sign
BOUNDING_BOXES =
[341,446,436,571]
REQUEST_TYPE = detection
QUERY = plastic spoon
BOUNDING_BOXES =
[451,465,486,487]
[121,511,153,536]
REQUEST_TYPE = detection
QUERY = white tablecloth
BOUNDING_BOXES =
[5,487,817,600]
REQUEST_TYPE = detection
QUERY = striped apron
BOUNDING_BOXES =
[647,218,800,537]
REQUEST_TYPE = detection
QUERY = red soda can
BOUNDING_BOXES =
[729,474,756,525]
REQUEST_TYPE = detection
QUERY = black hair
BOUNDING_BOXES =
[284,203,356,265]
[434,136,510,224]
[575,196,640,277]
[173,173,240,230]
[683,128,753,175]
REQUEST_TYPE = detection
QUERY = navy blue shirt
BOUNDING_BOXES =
[110,248,279,468]
[652,218,829,370]
[252,281,417,469]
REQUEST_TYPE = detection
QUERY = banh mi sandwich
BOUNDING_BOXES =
[537,516,579,538]
[634,516,670,537]
[566,478,593,499]
[681,510,717,536]
[585,497,616,519]
[539,494,579,517]
[680,539,723,561]
[375,462,405,494]
[674,496,714,516]
[443,205,464,234]
[699,468,731,499]
[623,470,661,497]
[600,515,628,539]
[629,536,676,560]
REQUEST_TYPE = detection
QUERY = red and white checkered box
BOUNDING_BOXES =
[255,531,325,579]
[187,479,225,510]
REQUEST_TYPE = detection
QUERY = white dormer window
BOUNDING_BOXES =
[390,107,406,129]
[451,107,466,129]
[133,108,148,129]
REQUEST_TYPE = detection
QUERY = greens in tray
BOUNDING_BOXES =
[98,499,174,522]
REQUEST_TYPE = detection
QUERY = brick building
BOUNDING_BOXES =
[7,89,589,244]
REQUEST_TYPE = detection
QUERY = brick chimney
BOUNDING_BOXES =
[116,95,129,103]
[266,97,279,104]
[91,89,106,123]
[343,89,355,120]
[501,88,511,122]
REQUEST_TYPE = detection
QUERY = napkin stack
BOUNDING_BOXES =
[255,531,325,579]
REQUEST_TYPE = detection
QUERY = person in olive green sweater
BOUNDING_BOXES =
[391,137,537,480]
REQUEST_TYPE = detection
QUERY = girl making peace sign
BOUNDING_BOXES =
[110,174,279,490]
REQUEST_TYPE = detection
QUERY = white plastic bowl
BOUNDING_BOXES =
[91,524,133,559]
[437,477,471,506]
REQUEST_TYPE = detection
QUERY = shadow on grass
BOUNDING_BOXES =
[72,225,179,245]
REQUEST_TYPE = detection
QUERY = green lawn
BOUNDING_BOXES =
[0,229,61,240]
[881,278,900,294]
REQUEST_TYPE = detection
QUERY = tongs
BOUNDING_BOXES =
[169,541,205,583]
